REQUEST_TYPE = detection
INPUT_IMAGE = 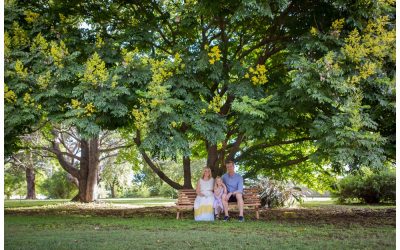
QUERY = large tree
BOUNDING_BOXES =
[115,0,394,187]
[5,0,395,192]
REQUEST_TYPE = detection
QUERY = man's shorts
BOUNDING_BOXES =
[228,194,237,202]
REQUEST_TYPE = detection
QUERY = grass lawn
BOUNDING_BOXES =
[300,199,396,209]
[4,199,396,249]
[5,214,395,250]
[4,197,175,208]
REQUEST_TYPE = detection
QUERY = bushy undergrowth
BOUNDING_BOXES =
[333,168,395,204]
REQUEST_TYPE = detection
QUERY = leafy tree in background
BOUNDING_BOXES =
[5,131,53,199]
[100,160,133,198]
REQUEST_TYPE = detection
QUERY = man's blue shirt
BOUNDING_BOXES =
[222,173,243,194]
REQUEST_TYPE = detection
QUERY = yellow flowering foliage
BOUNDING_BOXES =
[310,27,318,36]
[174,53,185,72]
[378,0,395,5]
[122,47,139,66]
[24,10,40,23]
[171,121,178,128]
[341,15,394,85]
[85,103,96,116]
[148,83,169,108]
[12,22,29,47]
[342,29,365,63]
[111,75,119,88]
[343,16,394,63]
[149,59,173,85]
[15,60,28,79]
[148,53,184,85]
[4,32,11,56]
[131,106,149,130]
[247,64,268,85]
[59,13,66,22]
[331,18,345,32]
[23,93,34,106]
[82,52,109,87]
[4,85,17,103]
[50,41,68,68]
[96,34,105,48]
[207,46,221,64]
[358,62,378,80]
[330,18,345,37]
[31,33,48,53]
[37,71,51,89]
[71,99,81,109]
[208,95,223,113]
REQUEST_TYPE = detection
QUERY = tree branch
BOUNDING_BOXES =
[236,137,315,161]
[133,130,183,190]
[51,141,80,178]
[99,144,134,153]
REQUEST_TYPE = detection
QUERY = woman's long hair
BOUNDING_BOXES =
[201,167,212,180]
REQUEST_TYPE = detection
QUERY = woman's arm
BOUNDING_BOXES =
[196,180,203,196]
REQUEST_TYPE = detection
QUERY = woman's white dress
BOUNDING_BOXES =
[194,178,215,221]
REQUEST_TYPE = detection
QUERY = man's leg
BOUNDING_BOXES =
[222,194,229,216]
[236,193,244,217]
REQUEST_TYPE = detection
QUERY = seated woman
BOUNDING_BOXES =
[194,167,215,221]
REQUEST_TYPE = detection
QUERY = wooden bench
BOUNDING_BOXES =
[176,188,261,219]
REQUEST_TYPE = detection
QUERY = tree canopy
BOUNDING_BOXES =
[5,0,395,191]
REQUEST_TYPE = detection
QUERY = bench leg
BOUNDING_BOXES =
[176,210,180,219]
[256,208,259,220]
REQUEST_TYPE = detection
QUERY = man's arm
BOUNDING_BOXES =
[237,175,244,194]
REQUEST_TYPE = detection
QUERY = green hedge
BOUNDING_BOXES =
[333,168,395,204]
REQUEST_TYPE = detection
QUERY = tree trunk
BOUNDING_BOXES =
[207,135,244,177]
[25,167,36,199]
[71,136,100,202]
[182,156,192,189]
[110,184,116,198]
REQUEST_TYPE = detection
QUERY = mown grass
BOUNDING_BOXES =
[4,197,175,208]
[5,214,395,250]
[300,200,396,209]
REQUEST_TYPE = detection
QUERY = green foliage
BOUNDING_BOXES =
[286,0,395,169]
[332,167,396,204]
[40,170,77,199]
[4,167,25,198]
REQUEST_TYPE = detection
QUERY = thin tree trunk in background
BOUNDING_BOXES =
[25,167,36,199]
[110,183,116,198]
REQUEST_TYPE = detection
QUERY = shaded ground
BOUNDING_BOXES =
[5,201,395,227]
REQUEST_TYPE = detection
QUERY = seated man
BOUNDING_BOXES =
[222,160,244,222]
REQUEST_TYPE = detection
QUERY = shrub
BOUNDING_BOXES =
[40,171,77,199]
[159,184,178,198]
[254,177,304,208]
[333,168,395,204]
